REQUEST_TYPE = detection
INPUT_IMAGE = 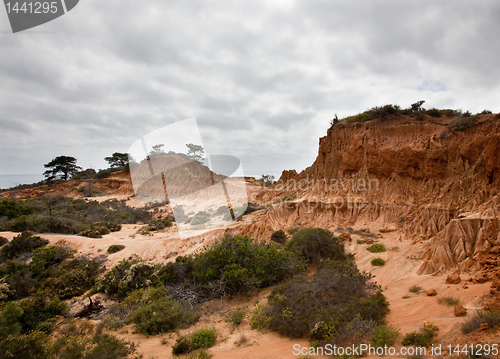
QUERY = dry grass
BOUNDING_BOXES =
[438,296,460,306]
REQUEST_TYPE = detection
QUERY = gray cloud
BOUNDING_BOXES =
[1,0,500,182]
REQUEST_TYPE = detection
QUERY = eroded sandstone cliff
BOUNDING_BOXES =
[244,113,500,275]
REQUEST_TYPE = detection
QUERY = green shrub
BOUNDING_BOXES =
[6,213,83,234]
[94,167,122,179]
[85,334,135,358]
[172,328,217,355]
[448,115,477,131]
[442,109,462,117]
[249,305,270,331]
[102,303,132,331]
[340,105,468,125]
[28,245,73,276]
[372,324,399,347]
[50,321,136,359]
[96,258,137,294]
[424,108,463,118]
[36,257,101,299]
[17,294,67,332]
[357,292,391,322]
[79,221,122,238]
[0,302,24,339]
[401,321,437,348]
[191,211,211,225]
[129,288,200,335]
[372,104,402,119]
[371,258,386,266]
[145,218,173,231]
[107,245,125,254]
[251,259,388,345]
[401,331,433,348]
[461,310,500,334]
[409,285,422,294]
[172,336,193,355]
[0,237,8,246]
[438,296,460,306]
[478,310,500,328]
[425,108,442,117]
[0,198,35,220]
[0,331,49,358]
[25,294,67,322]
[173,205,188,222]
[2,267,34,300]
[1,232,49,260]
[71,168,97,180]
[158,235,306,298]
[286,228,347,264]
[288,225,300,236]
[270,230,287,244]
[1,195,149,235]
[342,104,401,123]
[228,308,246,326]
[1,244,102,301]
[343,112,371,123]
[347,228,378,239]
[130,298,198,335]
[367,243,386,253]
[96,258,158,297]
[190,327,217,349]
[215,206,229,215]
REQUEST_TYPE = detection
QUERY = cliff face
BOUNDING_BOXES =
[247,114,500,275]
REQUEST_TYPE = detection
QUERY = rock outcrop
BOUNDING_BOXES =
[454,305,467,317]
[446,273,462,284]
[246,114,500,275]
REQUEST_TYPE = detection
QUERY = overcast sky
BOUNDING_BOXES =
[1,1,500,185]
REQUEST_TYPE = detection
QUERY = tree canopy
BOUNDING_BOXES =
[43,156,82,181]
[104,152,130,168]
[260,174,275,187]
[186,143,204,164]
[148,144,166,158]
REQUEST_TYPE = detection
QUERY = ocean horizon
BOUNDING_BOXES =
[0,174,44,190]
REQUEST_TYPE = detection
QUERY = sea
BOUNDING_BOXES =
[0,174,44,190]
